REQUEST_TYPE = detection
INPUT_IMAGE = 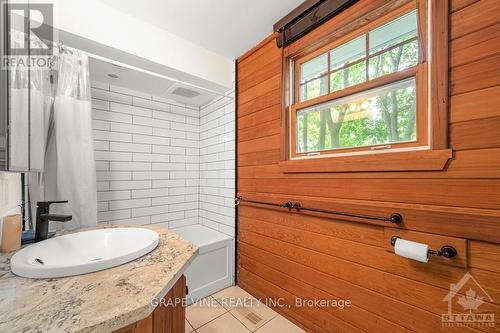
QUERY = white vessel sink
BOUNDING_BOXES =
[11,228,159,279]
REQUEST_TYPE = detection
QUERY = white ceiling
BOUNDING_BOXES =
[96,0,304,59]
[89,57,219,107]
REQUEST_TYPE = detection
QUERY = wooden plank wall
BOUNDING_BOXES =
[236,0,500,332]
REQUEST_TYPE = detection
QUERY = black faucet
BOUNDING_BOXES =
[35,201,73,242]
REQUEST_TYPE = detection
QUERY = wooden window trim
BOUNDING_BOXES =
[293,2,425,157]
[280,148,452,173]
[279,0,451,173]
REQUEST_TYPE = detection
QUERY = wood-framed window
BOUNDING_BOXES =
[280,0,452,173]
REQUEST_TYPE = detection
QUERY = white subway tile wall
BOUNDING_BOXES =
[91,79,236,236]
[91,82,201,228]
[199,88,236,236]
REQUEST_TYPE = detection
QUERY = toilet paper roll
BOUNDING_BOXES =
[394,238,429,263]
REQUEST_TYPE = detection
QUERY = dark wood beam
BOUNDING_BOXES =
[273,0,323,32]
[274,0,359,47]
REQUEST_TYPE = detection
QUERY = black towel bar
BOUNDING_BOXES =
[235,196,402,224]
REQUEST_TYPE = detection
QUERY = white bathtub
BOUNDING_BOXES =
[173,225,234,303]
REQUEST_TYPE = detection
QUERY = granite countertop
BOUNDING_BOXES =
[0,225,198,333]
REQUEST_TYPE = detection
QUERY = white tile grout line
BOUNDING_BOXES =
[252,315,279,333]
[226,310,254,333]
[188,297,229,331]
[186,318,196,333]
[91,85,200,111]
[206,288,280,333]
[91,80,235,234]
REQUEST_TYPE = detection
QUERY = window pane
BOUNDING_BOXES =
[368,39,418,79]
[330,61,366,93]
[297,78,417,153]
[301,53,328,83]
[301,76,329,101]
[330,35,366,70]
[369,10,418,54]
[368,10,418,79]
[300,53,328,101]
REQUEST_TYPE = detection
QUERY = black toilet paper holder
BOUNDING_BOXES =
[390,236,458,259]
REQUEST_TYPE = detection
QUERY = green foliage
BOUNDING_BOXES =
[298,39,418,153]
[369,40,418,79]
[330,62,366,92]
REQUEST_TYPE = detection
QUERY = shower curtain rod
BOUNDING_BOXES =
[235,196,403,224]
[39,24,229,98]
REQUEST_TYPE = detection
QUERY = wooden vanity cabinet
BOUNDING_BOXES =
[115,275,186,333]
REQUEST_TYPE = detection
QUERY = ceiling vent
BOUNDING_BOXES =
[171,86,201,98]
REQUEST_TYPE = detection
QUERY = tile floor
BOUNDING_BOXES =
[186,286,305,333]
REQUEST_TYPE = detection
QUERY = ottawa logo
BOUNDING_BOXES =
[442,272,495,328]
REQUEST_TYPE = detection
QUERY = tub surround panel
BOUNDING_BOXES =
[0,225,197,333]
[91,83,200,229]
[173,225,234,302]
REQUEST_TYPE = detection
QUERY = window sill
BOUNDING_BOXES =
[279,149,452,173]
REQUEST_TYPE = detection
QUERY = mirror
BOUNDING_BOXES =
[0,1,40,172]
[7,19,30,171]
[0,46,6,170]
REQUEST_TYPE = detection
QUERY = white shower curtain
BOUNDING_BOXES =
[46,48,97,229]
[29,46,97,230]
